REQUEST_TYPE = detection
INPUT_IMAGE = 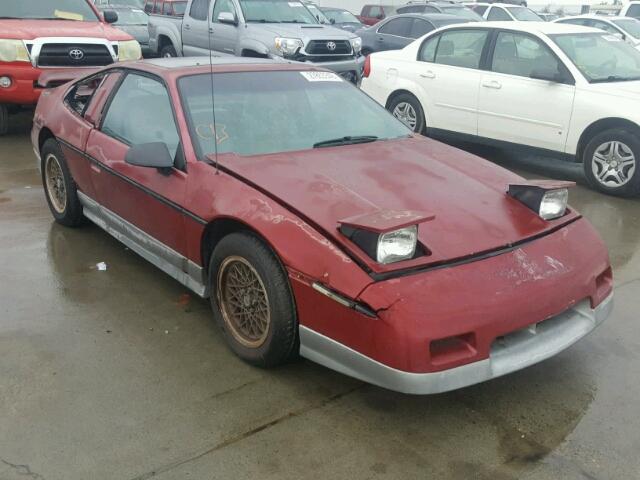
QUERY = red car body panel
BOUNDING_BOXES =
[32,60,613,391]
[0,5,133,107]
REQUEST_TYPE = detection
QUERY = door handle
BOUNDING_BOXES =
[482,80,502,89]
[420,71,435,79]
[377,37,385,42]
[209,27,214,33]
[184,23,191,30]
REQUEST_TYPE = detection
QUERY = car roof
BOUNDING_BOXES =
[559,15,630,22]
[385,12,468,21]
[447,20,603,35]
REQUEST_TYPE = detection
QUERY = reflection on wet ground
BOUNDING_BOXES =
[1,113,639,479]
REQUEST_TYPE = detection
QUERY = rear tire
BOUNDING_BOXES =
[387,93,425,134]
[0,104,9,136]
[160,44,177,58]
[582,128,640,198]
[209,232,298,368]
[41,138,85,227]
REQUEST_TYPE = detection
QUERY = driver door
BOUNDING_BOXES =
[211,0,241,54]
[85,72,189,256]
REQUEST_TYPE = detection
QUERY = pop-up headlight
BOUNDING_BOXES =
[508,180,575,221]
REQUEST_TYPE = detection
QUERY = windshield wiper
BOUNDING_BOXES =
[313,135,379,148]
[592,75,640,83]
[247,19,279,23]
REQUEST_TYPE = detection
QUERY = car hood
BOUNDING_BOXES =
[246,22,357,41]
[215,137,579,273]
[0,19,133,41]
[117,25,149,43]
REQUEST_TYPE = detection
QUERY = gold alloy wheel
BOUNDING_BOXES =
[45,153,67,214]
[217,256,271,348]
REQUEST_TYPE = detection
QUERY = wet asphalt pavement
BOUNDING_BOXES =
[1,112,639,480]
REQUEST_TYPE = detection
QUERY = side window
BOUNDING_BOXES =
[369,6,382,18]
[434,29,489,69]
[589,20,620,35]
[153,0,162,13]
[213,0,236,21]
[102,74,180,161]
[163,2,172,14]
[423,5,439,13]
[418,34,439,62]
[491,32,563,79]
[627,4,640,17]
[189,0,210,20]
[66,73,109,116]
[487,7,511,21]
[378,17,413,37]
[410,19,434,39]
[472,5,487,15]
[397,6,424,14]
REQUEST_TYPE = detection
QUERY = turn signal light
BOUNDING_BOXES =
[363,54,371,78]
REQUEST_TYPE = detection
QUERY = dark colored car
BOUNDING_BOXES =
[32,57,613,394]
[144,0,187,16]
[397,2,484,21]
[358,4,398,26]
[98,6,153,57]
[358,13,474,55]
[321,7,365,32]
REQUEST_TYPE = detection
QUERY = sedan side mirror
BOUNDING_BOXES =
[125,143,174,173]
[103,10,119,24]
[218,12,238,26]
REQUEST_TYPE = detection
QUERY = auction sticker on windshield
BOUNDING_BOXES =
[300,71,343,82]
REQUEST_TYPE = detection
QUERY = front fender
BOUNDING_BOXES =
[237,38,271,57]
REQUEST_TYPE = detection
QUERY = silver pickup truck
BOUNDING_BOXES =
[148,0,365,83]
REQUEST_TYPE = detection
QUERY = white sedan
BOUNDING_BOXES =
[555,15,640,49]
[361,22,640,197]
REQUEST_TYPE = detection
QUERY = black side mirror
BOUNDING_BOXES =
[217,12,238,26]
[103,10,119,24]
[125,142,174,173]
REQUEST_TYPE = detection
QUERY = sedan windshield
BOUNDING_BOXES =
[506,6,542,21]
[110,8,148,25]
[323,9,360,24]
[239,0,318,24]
[612,18,640,40]
[552,32,640,82]
[440,6,483,21]
[0,0,99,21]
[179,71,410,157]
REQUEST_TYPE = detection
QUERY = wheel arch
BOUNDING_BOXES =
[157,33,181,56]
[38,127,56,155]
[576,117,640,162]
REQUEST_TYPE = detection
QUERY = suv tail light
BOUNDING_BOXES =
[363,54,371,78]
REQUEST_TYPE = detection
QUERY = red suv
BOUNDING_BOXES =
[0,0,141,135]
[358,4,398,25]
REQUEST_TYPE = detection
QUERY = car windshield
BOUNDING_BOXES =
[111,8,148,24]
[305,4,328,23]
[323,9,360,23]
[239,0,318,24]
[440,6,483,21]
[506,6,542,21]
[179,71,410,157]
[613,18,640,39]
[552,32,640,82]
[0,0,99,21]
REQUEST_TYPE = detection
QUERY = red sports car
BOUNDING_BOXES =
[32,58,614,394]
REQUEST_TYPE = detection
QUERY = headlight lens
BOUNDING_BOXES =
[377,226,418,264]
[274,37,303,56]
[539,189,569,220]
[508,183,570,221]
[0,39,30,63]
[351,36,362,54]
[117,40,142,61]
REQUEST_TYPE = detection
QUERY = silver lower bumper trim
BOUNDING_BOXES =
[299,294,613,395]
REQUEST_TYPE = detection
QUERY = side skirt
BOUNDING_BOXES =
[78,191,209,298]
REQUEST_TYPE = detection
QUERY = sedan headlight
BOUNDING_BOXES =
[117,40,142,61]
[0,39,30,63]
[351,36,362,54]
[274,37,303,56]
[508,182,572,221]
[377,226,418,264]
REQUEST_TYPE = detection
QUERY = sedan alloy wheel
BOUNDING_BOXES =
[591,140,636,188]
[392,102,418,131]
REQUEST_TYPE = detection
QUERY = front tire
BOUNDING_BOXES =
[41,138,84,227]
[160,44,177,58]
[387,93,425,134]
[583,128,640,197]
[0,104,9,136]
[209,232,298,368]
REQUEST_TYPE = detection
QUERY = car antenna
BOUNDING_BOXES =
[207,4,220,174]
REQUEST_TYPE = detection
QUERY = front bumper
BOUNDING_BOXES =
[300,293,613,394]
[0,63,45,105]
[293,55,366,84]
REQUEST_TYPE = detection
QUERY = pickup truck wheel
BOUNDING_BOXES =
[41,139,85,227]
[388,93,425,134]
[209,232,298,368]
[0,104,9,136]
[583,128,640,198]
[160,45,177,58]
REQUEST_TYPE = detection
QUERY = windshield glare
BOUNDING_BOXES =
[323,9,359,23]
[506,6,542,21]
[0,0,99,21]
[552,32,640,82]
[613,18,640,39]
[441,6,482,21]
[111,8,148,24]
[179,71,410,157]
[239,0,318,24]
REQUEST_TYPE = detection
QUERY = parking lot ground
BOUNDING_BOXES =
[1,113,640,480]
